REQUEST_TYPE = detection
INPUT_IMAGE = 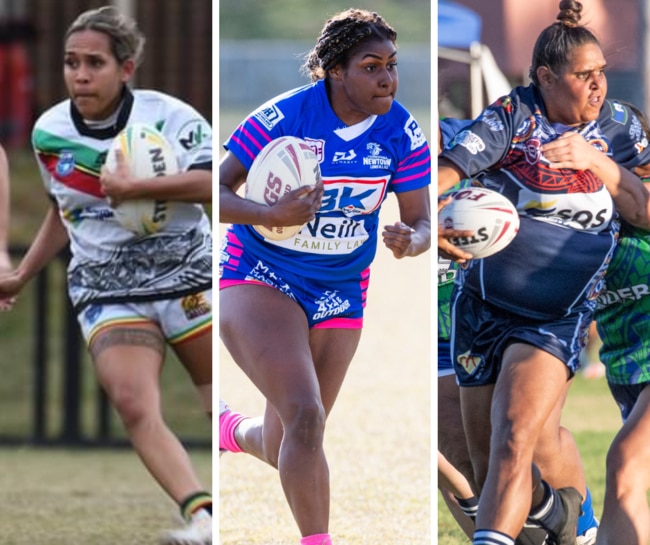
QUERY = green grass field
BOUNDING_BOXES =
[0,446,212,544]
[437,373,621,543]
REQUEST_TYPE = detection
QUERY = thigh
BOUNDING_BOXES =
[309,326,362,413]
[220,284,316,411]
[492,342,569,444]
[90,322,166,398]
[172,328,212,385]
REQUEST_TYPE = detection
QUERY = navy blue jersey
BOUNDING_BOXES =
[224,79,431,281]
[441,86,650,320]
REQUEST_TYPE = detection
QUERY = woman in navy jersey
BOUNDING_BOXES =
[219,8,431,545]
[0,7,213,544]
[438,2,650,545]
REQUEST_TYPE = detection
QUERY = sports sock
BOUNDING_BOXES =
[577,487,598,536]
[179,491,212,521]
[527,480,563,531]
[300,533,332,545]
[456,494,479,521]
[472,529,514,545]
[219,408,248,453]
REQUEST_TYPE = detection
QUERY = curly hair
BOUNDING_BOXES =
[302,8,397,82]
[529,0,600,86]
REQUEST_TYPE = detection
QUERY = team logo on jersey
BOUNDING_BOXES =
[363,143,391,169]
[524,138,542,165]
[610,102,628,125]
[304,138,324,162]
[56,150,75,177]
[181,293,212,320]
[254,104,285,130]
[456,350,482,375]
[404,115,426,150]
[177,119,211,151]
[312,290,351,321]
[333,150,357,163]
[83,304,103,326]
[453,130,485,155]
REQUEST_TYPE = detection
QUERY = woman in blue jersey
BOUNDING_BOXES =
[0,7,213,545]
[438,2,650,545]
[219,9,431,545]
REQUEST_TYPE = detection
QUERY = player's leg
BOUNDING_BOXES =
[91,323,207,503]
[219,284,339,538]
[597,384,650,545]
[438,372,476,488]
[439,451,477,539]
[464,342,578,542]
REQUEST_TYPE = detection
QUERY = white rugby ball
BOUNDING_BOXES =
[439,187,520,259]
[245,136,321,240]
[105,123,179,236]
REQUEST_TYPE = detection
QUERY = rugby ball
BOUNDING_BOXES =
[245,136,321,240]
[439,187,519,259]
[105,123,179,236]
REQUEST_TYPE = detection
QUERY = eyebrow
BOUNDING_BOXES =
[362,50,398,61]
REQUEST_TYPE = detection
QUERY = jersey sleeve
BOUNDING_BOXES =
[163,100,212,172]
[601,100,650,175]
[389,110,431,193]
[440,93,518,178]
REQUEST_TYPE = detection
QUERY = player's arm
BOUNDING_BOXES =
[383,186,431,258]
[100,150,212,204]
[0,145,12,272]
[542,132,650,229]
[0,203,69,297]
[219,150,321,227]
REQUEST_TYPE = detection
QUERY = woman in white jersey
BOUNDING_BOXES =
[219,8,430,545]
[0,7,212,545]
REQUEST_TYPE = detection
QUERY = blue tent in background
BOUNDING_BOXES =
[438,0,510,117]
[438,0,481,49]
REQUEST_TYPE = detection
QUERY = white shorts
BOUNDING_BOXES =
[77,289,212,347]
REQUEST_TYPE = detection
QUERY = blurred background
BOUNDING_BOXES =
[0,0,211,449]
[219,0,431,148]
[439,0,648,120]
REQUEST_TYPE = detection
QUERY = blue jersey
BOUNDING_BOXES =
[441,86,649,320]
[224,79,431,281]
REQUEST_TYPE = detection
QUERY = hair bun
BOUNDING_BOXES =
[557,0,582,27]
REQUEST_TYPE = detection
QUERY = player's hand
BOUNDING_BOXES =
[265,182,324,227]
[382,221,416,258]
[100,150,135,206]
[0,268,22,310]
[438,196,474,263]
[541,131,600,171]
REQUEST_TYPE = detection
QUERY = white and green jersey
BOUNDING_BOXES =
[32,87,212,310]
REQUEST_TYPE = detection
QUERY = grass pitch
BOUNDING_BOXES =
[0,446,212,544]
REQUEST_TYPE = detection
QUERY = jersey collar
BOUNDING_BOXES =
[70,86,134,139]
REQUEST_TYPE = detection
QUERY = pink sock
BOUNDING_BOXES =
[300,534,332,545]
[219,409,248,453]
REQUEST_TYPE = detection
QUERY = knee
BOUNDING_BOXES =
[606,439,650,491]
[106,384,156,429]
[281,397,326,448]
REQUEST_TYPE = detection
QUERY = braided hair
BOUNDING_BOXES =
[302,8,397,82]
[529,0,599,86]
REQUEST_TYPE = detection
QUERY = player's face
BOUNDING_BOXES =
[542,43,607,126]
[331,38,399,124]
[64,30,134,121]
